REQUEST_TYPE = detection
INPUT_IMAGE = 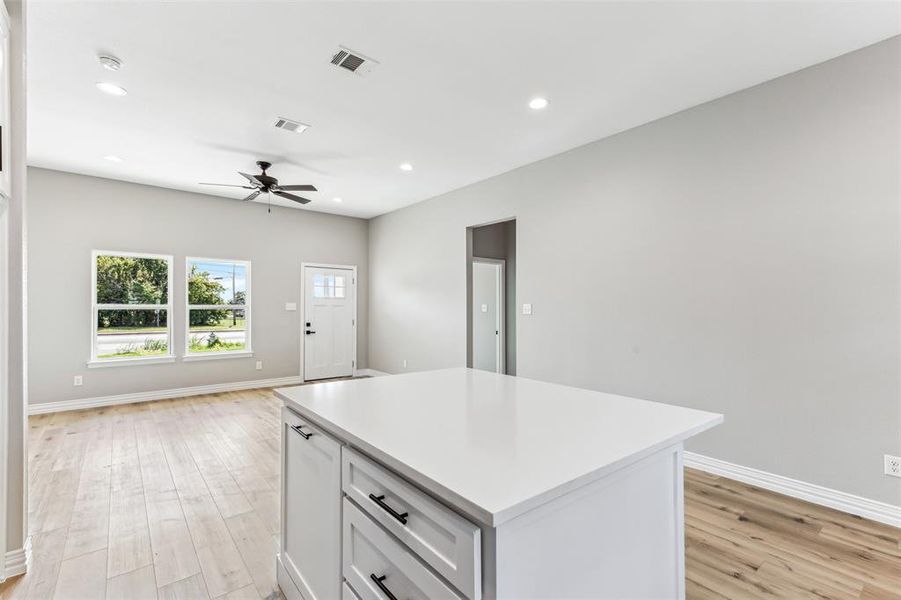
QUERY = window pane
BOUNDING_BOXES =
[188,309,247,353]
[188,260,247,305]
[96,309,168,358]
[96,255,169,304]
[314,285,326,298]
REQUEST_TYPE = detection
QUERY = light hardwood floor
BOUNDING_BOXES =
[2,388,899,599]
[684,469,901,599]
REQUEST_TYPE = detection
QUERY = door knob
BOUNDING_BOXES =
[305,330,316,335]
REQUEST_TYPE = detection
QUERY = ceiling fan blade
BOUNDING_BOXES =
[243,190,261,202]
[238,172,262,187]
[277,184,317,192]
[274,191,311,204]
[199,182,255,188]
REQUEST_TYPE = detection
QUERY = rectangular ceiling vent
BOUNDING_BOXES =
[330,46,379,77]
[274,117,310,134]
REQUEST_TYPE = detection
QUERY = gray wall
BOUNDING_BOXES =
[369,38,901,505]
[472,220,516,374]
[27,168,369,405]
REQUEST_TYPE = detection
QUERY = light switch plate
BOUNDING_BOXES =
[522,303,532,315]
[481,304,488,313]
[285,302,297,311]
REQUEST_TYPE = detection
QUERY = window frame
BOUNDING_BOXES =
[89,249,175,367]
[184,256,252,361]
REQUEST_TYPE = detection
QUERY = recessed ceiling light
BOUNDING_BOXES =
[103,155,123,163]
[332,197,343,203]
[528,97,548,110]
[98,55,123,72]
[96,82,128,96]
[399,163,413,172]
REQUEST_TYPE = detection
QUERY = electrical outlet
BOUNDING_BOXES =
[885,454,901,478]
[255,361,263,371]
[402,359,407,369]
[73,375,83,387]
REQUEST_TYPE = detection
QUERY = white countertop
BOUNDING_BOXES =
[276,368,722,526]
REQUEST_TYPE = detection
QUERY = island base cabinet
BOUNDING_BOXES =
[279,408,342,600]
[489,445,685,600]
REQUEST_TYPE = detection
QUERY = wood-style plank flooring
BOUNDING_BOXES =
[2,389,284,600]
[684,469,901,599]
[2,388,899,599]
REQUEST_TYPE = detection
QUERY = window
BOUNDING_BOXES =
[313,273,346,298]
[91,250,174,365]
[185,258,251,357]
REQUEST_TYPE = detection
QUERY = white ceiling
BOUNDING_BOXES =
[28,1,901,219]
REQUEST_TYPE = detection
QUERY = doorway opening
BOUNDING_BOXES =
[467,219,516,375]
[301,263,357,381]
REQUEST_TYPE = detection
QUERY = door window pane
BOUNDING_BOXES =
[96,309,169,358]
[312,273,346,298]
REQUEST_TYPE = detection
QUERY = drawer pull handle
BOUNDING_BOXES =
[290,424,313,439]
[368,493,409,525]
[370,574,398,600]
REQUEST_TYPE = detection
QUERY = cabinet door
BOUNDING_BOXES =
[281,407,342,600]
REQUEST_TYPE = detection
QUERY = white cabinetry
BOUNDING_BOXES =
[278,408,342,600]
[276,370,722,600]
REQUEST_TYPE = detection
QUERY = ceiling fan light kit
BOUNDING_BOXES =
[200,160,317,212]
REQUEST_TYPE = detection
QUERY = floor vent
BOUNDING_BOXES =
[274,117,310,134]
[330,46,379,77]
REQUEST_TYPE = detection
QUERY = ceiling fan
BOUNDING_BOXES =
[200,161,317,205]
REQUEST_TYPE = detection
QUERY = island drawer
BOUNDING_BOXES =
[343,499,464,600]
[342,448,481,599]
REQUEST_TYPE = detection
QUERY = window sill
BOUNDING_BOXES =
[87,355,176,368]
[182,351,254,362]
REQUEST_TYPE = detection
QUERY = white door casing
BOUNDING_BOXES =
[302,264,356,381]
[0,197,7,580]
[471,258,505,374]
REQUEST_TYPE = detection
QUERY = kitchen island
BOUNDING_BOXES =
[275,368,722,600]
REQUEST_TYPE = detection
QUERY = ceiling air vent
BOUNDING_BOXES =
[330,46,379,77]
[274,117,310,134]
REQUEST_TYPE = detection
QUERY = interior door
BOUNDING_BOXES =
[472,260,504,373]
[304,265,355,381]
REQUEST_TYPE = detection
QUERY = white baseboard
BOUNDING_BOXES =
[354,368,389,377]
[2,537,31,581]
[27,376,306,415]
[684,451,901,528]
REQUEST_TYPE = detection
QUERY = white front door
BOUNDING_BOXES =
[304,265,355,381]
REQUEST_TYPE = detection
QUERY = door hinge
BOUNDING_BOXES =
[352,360,355,368]
[352,319,355,326]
